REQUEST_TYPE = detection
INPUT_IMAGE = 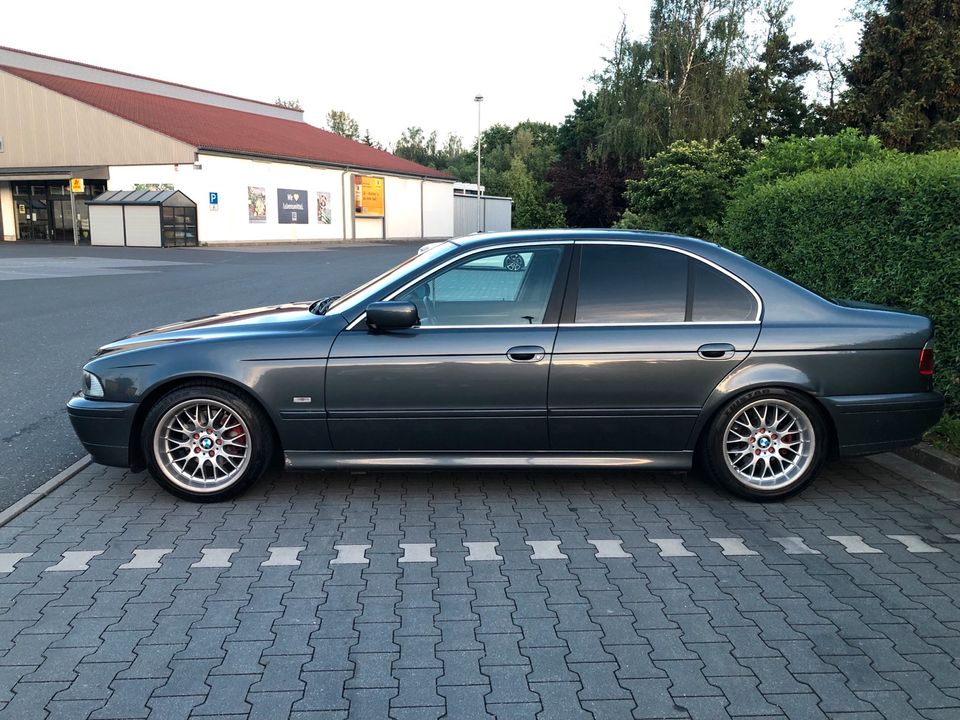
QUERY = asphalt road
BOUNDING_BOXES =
[0,240,422,509]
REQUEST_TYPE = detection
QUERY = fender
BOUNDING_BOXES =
[687,361,819,450]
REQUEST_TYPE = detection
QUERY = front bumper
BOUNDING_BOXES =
[66,394,138,467]
[821,391,945,456]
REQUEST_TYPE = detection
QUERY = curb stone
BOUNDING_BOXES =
[0,455,92,527]
[896,442,960,484]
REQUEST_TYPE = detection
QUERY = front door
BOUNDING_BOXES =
[326,244,570,451]
[549,242,762,451]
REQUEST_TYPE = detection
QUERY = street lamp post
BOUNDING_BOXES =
[474,95,483,233]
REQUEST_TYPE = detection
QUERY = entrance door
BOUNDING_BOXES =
[549,242,762,451]
[326,244,571,451]
[13,184,51,241]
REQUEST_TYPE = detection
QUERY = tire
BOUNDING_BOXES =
[141,383,274,502]
[503,253,525,271]
[701,388,827,501]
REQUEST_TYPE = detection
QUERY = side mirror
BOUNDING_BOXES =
[366,301,419,331]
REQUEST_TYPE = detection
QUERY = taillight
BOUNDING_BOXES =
[919,343,935,376]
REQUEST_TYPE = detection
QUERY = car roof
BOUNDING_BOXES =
[449,229,721,252]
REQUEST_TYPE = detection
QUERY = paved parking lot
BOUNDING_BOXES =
[2,458,960,719]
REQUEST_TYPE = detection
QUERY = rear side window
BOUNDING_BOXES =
[690,261,758,322]
[574,245,758,324]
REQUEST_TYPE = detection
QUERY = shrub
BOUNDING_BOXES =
[724,150,960,413]
[736,128,893,196]
[617,138,754,240]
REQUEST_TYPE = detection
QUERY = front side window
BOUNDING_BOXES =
[396,246,564,326]
[575,244,758,324]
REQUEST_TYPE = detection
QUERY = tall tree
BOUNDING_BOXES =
[736,0,819,147]
[393,127,439,166]
[808,40,847,135]
[548,92,635,227]
[596,1,755,162]
[326,110,360,140]
[274,97,303,111]
[841,0,960,151]
[361,129,382,149]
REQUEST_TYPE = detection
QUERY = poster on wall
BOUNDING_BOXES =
[353,175,385,217]
[317,192,332,224]
[278,188,308,224]
[248,186,267,223]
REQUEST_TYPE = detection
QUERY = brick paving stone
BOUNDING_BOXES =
[437,684,494,719]
[4,460,960,718]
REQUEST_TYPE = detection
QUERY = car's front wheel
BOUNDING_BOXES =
[142,383,273,502]
[702,388,827,501]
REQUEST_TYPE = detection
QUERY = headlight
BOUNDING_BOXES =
[83,370,104,398]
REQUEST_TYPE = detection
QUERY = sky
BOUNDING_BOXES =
[2,0,862,148]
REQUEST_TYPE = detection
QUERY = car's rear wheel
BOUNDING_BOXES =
[702,388,826,501]
[142,384,273,502]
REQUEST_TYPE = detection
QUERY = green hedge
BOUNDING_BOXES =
[723,150,960,413]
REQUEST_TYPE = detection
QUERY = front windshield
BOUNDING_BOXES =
[325,241,457,316]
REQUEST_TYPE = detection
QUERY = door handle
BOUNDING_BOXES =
[507,345,546,363]
[698,343,736,360]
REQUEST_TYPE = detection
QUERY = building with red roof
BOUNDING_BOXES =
[0,46,454,246]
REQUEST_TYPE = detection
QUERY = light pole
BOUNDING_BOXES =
[474,95,483,233]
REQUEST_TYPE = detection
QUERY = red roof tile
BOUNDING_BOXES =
[2,66,452,180]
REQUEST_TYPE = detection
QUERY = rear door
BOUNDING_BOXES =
[548,242,762,451]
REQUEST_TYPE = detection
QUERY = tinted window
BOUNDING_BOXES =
[576,245,687,323]
[396,246,563,326]
[690,260,758,321]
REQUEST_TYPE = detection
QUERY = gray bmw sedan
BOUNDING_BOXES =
[67,230,943,502]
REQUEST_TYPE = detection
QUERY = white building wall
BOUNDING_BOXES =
[424,181,455,238]
[88,205,124,246]
[384,176,422,239]
[107,154,454,245]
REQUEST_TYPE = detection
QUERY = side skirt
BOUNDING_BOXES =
[284,451,694,471]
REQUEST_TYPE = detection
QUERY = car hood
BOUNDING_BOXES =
[95,302,321,356]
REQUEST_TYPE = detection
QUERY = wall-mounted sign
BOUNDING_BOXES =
[353,175,384,217]
[134,183,174,191]
[317,192,332,224]
[70,178,85,193]
[248,186,266,223]
[278,188,308,224]
[18,203,26,214]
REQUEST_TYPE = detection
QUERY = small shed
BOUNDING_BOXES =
[89,190,198,247]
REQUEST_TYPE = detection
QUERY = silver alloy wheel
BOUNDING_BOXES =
[152,398,251,493]
[722,398,815,491]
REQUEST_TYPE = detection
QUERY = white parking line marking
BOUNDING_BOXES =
[588,539,632,558]
[886,535,943,553]
[45,550,103,572]
[261,546,305,566]
[709,537,758,556]
[119,549,172,569]
[946,534,960,542]
[330,544,370,565]
[771,537,821,555]
[828,535,883,554]
[191,548,238,568]
[526,540,568,560]
[649,538,695,557]
[0,553,32,573]
[464,542,503,562]
[399,543,437,563]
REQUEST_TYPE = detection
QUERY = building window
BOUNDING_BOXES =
[161,206,198,247]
